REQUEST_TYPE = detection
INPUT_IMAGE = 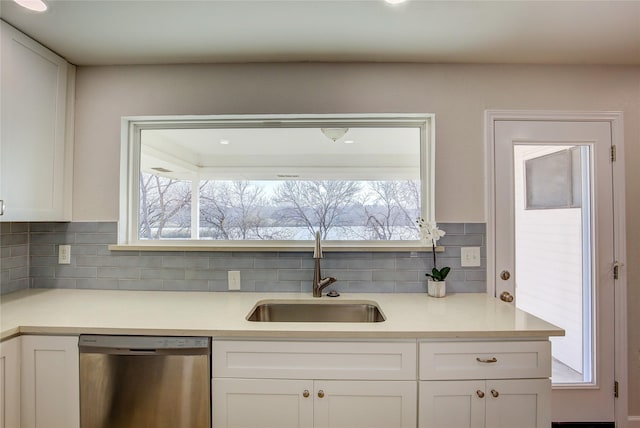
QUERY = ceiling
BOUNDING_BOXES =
[1,0,639,66]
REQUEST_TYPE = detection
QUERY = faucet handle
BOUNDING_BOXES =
[313,231,323,259]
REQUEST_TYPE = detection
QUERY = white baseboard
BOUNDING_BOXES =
[628,416,640,428]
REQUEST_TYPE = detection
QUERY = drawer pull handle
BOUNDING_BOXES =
[476,357,498,363]
[303,390,310,398]
[318,390,325,398]
[491,389,499,398]
[476,390,485,398]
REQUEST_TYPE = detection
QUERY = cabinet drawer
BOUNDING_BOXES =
[213,339,417,380]
[419,341,550,380]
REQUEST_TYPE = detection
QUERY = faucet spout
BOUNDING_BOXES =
[312,232,336,297]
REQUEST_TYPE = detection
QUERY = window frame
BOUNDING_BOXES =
[115,113,435,251]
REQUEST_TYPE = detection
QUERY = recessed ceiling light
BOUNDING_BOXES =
[13,0,48,12]
[344,140,355,144]
[385,0,407,4]
[219,139,230,145]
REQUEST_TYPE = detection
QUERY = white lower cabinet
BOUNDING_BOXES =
[0,337,21,428]
[212,339,418,428]
[418,340,552,428]
[20,336,79,428]
[213,378,416,428]
[419,379,550,428]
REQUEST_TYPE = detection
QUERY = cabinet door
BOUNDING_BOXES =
[484,379,551,428]
[314,380,416,428]
[0,337,21,428]
[212,378,313,428]
[0,21,72,221]
[419,381,485,428]
[21,335,79,428]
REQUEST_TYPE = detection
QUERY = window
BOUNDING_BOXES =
[117,114,434,250]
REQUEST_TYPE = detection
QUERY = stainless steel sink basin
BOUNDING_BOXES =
[247,300,385,323]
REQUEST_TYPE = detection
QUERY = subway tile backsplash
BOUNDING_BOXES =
[0,222,486,294]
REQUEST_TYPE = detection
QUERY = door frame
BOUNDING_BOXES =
[484,110,628,426]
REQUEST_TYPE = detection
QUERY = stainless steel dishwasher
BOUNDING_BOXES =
[79,335,211,428]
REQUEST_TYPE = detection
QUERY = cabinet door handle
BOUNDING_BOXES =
[317,390,325,398]
[303,390,310,398]
[0,200,4,216]
[476,357,498,363]
[476,390,485,398]
[491,389,499,398]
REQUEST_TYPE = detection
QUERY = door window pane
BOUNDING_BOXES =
[514,145,592,384]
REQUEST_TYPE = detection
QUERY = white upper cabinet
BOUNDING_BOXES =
[0,21,74,222]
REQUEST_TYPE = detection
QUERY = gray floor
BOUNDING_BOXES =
[552,357,584,384]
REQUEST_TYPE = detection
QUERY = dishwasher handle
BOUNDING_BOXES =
[79,335,210,356]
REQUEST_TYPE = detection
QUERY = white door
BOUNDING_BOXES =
[0,337,21,428]
[418,380,485,428]
[491,117,617,422]
[314,380,416,428]
[212,378,313,428]
[21,335,79,428]
[484,379,551,428]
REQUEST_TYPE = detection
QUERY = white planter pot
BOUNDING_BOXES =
[428,280,446,298]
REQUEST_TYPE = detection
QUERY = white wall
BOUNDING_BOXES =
[72,63,640,415]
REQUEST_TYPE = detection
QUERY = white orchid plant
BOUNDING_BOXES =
[417,219,450,282]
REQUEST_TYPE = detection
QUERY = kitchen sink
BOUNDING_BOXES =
[246,300,385,323]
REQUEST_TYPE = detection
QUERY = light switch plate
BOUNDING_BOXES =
[58,245,71,264]
[228,271,241,290]
[461,247,481,267]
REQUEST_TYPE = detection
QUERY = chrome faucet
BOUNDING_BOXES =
[313,231,336,297]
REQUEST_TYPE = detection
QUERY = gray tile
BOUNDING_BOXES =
[253,258,301,269]
[118,279,163,291]
[210,257,254,270]
[355,258,396,270]
[30,244,56,256]
[10,223,29,233]
[76,278,119,290]
[395,281,428,293]
[75,233,117,245]
[320,259,351,269]
[10,266,28,280]
[2,255,28,269]
[30,256,60,267]
[185,269,215,280]
[141,268,184,280]
[209,280,233,291]
[163,256,209,269]
[163,280,208,291]
[1,233,29,246]
[347,281,395,293]
[464,223,486,234]
[255,281,302,292]
[30,266,54,278]
[55,266,97,278]
[372,270,419,282]
[465,270,487,281]
[278,269,313,281]
[324,269,372,281]
[396,257,430,270]
[32,278,77,289]
[438,234,483,246]
[30,232,75,244]
[239,269,278,281]
[0,247,10,257]
[98,267,140,279]
[71,245,100,256]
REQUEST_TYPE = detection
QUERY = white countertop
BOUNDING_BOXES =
[0,289,564,340]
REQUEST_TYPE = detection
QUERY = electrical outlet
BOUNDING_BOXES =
[58,245,71,264]
[460,247,481,267]
[228,271,241,290]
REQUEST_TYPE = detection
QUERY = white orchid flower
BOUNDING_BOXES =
[417,219,446,245]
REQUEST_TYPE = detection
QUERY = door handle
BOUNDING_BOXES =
[500,291,514,303]
[500,270,511,280]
